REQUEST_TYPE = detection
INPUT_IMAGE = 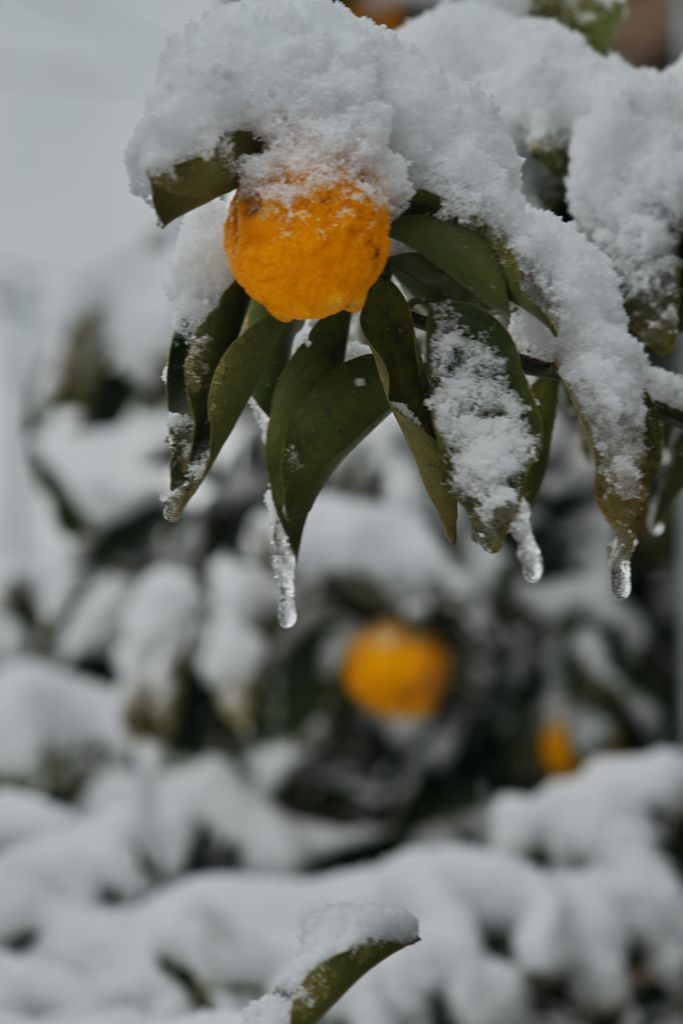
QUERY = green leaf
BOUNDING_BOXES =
[390,215,510,314]
[163,285,249,521]
[361,278,459,542]
[183,282,249,460]
[491,241,558,335]
[291,936,417,1024]
[267,312,350,510]
[274,355,389,551]
[166,333,193,491]
[428,301,543,551]
[163,309,293,521]
[208,312,297,463]
[532,0,624,52]
[525,377,559,504]
[406,189,442,216]
[389,253,473,305]
[150,131,262,226]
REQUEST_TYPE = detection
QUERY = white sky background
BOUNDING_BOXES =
[1,0,212,294]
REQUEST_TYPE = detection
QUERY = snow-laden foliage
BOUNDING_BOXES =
[124,0,680,607]
[401,1,683,352]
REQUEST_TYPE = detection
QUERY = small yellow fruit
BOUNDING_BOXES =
[536,720,579,774]
[341,618,454,719]
[224,175,390,323]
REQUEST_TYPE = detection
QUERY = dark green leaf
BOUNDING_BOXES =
[183,282,249,459]
[267,312,350,509]
[275,355,389,551]
[163,285,249,521]
[208,312,296,463]
[428,301,543,551]
[406,189,442,216]
[291,936,417,1024]
[390,215,510,314]
[361,278,458,542]
[389,253,473,305]
[532,0,624,52]
[150,131,262,226]
[525,377,559,504]
[166,333,193,491]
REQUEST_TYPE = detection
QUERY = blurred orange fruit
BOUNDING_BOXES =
[536,719,579,774]
[341,618,454,718]
[224,174,390,322]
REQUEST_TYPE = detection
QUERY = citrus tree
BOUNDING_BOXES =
[126,0,682,633]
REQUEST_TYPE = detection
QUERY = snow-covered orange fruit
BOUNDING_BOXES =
[340,618,454,718]
[536,720,579,774]
[223,175,390,323]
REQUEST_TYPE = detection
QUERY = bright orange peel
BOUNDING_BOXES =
[224,174,390,322]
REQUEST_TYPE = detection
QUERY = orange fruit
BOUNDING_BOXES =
[536,720,579,774]
[224,174,390,323]
[347,1,407,28]
[341,618,454,718]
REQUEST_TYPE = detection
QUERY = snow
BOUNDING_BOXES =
[647,364,683,414]
[167,198,233,334]
[566,59,683,332]
[33,403,169,532]
[264,487,298,630]
[93,237,174,395]
[401,1,615,152]
[403,2,683,352]
[56,569,130,664]
[0,656,124,787]
[111,562,201,730]
[193,552,275,721]
[508,499,544,583]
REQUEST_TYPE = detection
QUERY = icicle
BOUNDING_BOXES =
[264,487,298,629]
[607,535,633,601]
[509,499,544,584]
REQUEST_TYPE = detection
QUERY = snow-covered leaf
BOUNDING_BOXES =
[391,214,510,315]
[361,278,458,543]
[566,389,662,591]
[426,302,542,552]
[150,131,262,226]
[289,931,417,1024]
[164,308,292,522]
[273,356,389,552]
